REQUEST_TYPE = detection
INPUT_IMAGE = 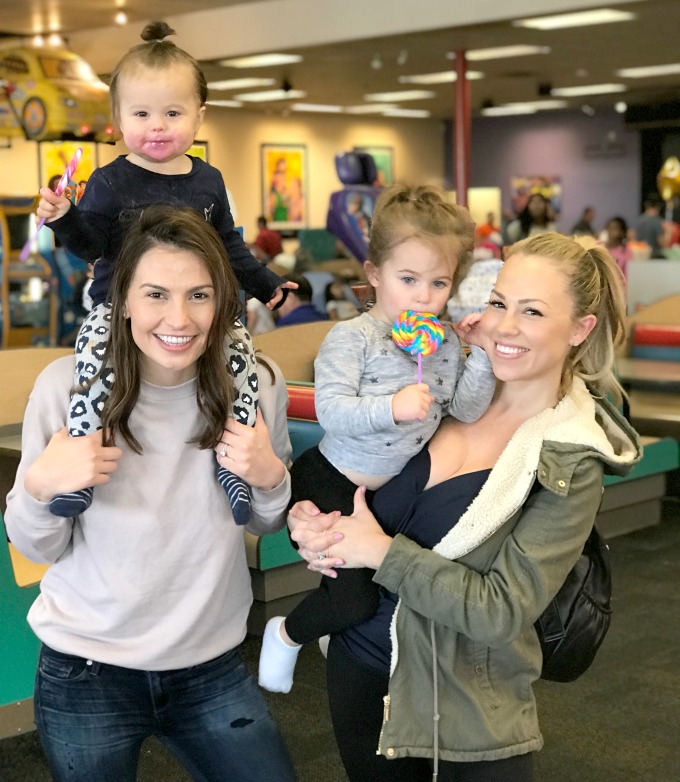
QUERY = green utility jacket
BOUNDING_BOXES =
[373,378,641,765]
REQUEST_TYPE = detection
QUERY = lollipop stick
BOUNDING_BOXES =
[20,147,83,261]
[417,353,422,384]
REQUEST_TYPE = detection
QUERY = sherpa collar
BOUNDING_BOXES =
[432,378,639,562]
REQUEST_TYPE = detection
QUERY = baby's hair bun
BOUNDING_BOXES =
[141,21,176,43]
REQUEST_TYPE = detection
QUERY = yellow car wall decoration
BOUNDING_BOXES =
[0,46,116,143]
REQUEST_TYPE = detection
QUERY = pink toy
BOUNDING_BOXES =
[392,309,444,382]
[20,146,83,261]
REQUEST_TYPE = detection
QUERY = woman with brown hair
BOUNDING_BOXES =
[5,206,296,782]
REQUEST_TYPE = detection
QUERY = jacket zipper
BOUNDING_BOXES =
[376,694,391,755]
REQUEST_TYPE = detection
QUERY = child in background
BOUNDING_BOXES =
[603,216,632,281]
[258,184,497,693]
[325,277,359,321]
[447,231,503,322]
[37,21,294,524]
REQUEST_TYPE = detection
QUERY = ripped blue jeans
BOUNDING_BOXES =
[35,644,296,782]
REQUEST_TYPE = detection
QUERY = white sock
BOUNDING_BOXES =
[318,635,330,659]
[258,616,301,693]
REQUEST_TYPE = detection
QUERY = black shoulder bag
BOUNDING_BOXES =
[535,525,612,682]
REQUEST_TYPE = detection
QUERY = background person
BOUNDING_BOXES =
[632,192,671,258]
[505,193,556,243]
[571,206,597,237]
[275,273,329,327]
[324,276,360,321]
[603,216,632,281]
[4,206,296,782]
[251,214,284,262]
[289,232,640,782]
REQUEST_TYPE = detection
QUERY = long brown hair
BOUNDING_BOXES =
[99,205,240,453]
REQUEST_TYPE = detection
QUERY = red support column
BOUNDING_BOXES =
[453,49,471,208]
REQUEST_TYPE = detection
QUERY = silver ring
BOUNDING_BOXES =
[317,551,325,560]
[219,448,227,457]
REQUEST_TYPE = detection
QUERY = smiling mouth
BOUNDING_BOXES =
[496,343,528,355]
[156,335,193,346]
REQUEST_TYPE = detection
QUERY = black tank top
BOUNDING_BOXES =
[338,447,490,672]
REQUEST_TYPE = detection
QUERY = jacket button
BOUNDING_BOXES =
[475,665,484,675]
[540,469,547,477]
[557,479,566,488]
[387,748,395,757]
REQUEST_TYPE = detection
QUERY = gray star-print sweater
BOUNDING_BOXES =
[315,313,496,477]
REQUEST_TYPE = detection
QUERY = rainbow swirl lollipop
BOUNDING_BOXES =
[392,310,444,382]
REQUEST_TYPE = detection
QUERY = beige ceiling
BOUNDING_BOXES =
[1,0,679,121]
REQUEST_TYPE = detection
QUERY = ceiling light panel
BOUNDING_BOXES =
[291,103,343,113]
[551,83,626,97]
[233,89,306,102]
[384,108,431,118]
[363,89,435,102]
[217,53,302,68]
[447,45,551,61]
[208,78,276,91]
[345,104,398,114]
[206,100,243,108]
[398,71,484,85]
[481,105,537,116]
[481,99,568,116]
[513,8,635,30]
[616,63,680,78]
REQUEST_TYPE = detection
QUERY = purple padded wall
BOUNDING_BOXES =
[326,152,382,262]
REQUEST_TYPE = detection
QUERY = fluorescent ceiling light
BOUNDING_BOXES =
[291,103,343,113]
[616,63,680,78]
[364,89,435,102]
[208,78,276,91]
[447,45,550,61]
[217,53,302,68]
[551,83,626,97]
[513,8,635,30]
[516,99,568,110]
[206,100,243,108]
[398,70,484,85]
[233,88,306,102]
[482,105,538,116]
[345,103,398,114]
[384,108,431,118]
[481,99,568,117]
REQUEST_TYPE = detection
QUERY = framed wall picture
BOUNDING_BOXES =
[353,145,394,186]
[38,140,98,204]
[189,140,209,161]
[261,143,307,231]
